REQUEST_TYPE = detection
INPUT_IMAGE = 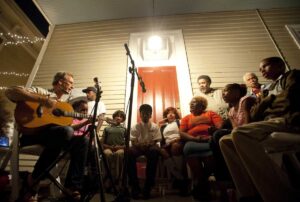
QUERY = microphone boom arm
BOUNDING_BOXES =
[124,43,146,93]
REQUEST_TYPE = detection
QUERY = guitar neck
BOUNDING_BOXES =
[63,111,90,119]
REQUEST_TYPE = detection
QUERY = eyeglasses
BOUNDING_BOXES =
[63,79,74,85]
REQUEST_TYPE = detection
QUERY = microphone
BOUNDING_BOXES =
[140,80,146,93]
[94,77,101,89]
[124,43,130,54]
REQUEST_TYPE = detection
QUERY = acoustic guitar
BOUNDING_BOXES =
[15,101,116,133]
[15,101,89,129]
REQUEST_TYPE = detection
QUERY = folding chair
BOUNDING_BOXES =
[8,126,68,201]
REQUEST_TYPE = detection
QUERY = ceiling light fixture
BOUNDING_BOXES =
[147,35,162,51]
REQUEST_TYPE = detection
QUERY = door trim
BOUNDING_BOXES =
[125,29,193,125]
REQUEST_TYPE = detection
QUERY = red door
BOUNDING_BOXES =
[137,66,180,123]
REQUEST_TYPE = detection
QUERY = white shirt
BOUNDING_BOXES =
[25,86,65,101]
[87,100,106,116]
[130,121,161,144]
[266,74,283,96]
[162,121,180,145]
[195,88,228,120]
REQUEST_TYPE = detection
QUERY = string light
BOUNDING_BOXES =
[0,71,29,77]
[0,87,8,90]
[0,32,45,46]
[0,72,29,90]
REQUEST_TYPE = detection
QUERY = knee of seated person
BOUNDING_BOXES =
[171,143,183,155]
[183,141,200,154]
[60,126,74,141]
[183,145,192,156]
[115,149,124,155]
[218,134,232,148]
[213,129,230,143]
[104,149,113,156]
[231,128,243,143]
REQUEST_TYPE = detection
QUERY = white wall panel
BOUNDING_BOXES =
[32,7,300,124]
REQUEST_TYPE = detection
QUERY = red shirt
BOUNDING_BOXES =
[180,111,223,138]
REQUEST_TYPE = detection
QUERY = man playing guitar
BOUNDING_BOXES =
[5,71,88,201]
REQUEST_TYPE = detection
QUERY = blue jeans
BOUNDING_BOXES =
[183,141,212,157]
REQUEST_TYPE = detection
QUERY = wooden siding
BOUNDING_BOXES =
[32,7,300,124]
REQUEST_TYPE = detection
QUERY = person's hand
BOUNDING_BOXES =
[158,118,168,127]
[168,137,180,145]
[102,117,117,125]
[194,136,202,142]
[190,115,210,127]
[84,118,92,125]
[194,136,211,142]
[201,136,211,142]
[42,97,57,108]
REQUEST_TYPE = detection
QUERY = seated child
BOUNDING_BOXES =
[71,100,91,136]
[222,83,256,128]
[101,110,126,189]
[128,104,161,199]
[211,83,256,181]
[158,107,188,195]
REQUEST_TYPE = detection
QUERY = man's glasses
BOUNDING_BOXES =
[63,79,74,85]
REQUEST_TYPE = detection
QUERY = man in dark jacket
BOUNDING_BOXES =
[219,57,300,202]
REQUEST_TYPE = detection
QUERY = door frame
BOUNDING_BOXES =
[125,29,193,125]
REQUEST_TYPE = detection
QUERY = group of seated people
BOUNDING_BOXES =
[4,56,300,202]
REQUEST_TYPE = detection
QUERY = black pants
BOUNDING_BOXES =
[210,129,232,181]
[21,125,89,190]
[127,144,160,189]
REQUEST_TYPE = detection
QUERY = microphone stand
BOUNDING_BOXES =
[113,43,146,202]
[83,78,118,202]
[84,78,106,202]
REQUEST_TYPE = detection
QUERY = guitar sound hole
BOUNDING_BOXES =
[52,108,63,117]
